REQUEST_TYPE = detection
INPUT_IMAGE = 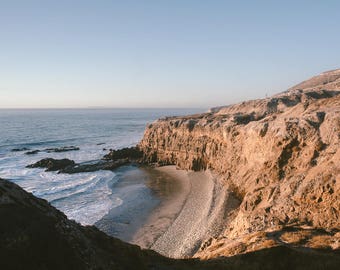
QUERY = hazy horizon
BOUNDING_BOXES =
[1,1,340,109]
[0,106,207,110]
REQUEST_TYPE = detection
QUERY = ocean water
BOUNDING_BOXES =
[0,108,203,225]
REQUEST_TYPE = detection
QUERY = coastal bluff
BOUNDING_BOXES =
[138,69,340,258]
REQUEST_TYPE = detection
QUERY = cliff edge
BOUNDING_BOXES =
[139,69,340,258]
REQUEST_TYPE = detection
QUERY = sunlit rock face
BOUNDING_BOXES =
[139,69,340,258]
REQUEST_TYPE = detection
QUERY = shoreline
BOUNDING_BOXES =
[132,166,191,249]
[132,166,232,258]
[95,165,236,259]
[95,165,191,243]
[94,165,159,242]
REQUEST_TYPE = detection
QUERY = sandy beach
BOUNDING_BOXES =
[132,167,191,248]
[95,165,235,258]
[95,165,193,243]
[132,166,233,258]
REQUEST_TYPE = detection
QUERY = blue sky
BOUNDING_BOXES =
[1,0,339,108]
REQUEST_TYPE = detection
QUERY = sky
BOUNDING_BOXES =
[1,0,340,109]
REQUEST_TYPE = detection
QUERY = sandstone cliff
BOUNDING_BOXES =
[139,69,340,258]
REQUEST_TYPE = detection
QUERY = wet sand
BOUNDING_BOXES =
[95,165,190,243]
[95,165,159,241]
[132,167,191,248]
[132,166,230,258]
[96,165,231,258]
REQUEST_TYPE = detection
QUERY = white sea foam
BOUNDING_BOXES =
[31,174,114,225]
[0,155,118,225]
[0,108,203,226]
[0,142,128,225]
[63,195,123,225]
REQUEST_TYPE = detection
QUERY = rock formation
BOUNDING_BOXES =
[27,157,129,174]
[11,147,30,152]
[138,69,340,258]
[26,147,143,174]
[27,158,76,171]
[25,146,80,155]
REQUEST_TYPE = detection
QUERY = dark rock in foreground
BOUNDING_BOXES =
[0,177,339,270]
[26,158,75,171]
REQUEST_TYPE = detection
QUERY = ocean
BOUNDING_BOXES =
[0,108,203,226]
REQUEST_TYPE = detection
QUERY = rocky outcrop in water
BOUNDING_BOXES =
[11,147,30,152]
[25,146,80,155]
[26,158,76,171]
[26,147,142,174]
[25,150,40,155]
[60,159,130,174]
[139,69,340,258]
[46,146,80,152]
[26,157,129,174]
[1,177,339,270]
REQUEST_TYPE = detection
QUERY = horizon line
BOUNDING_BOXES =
[0,106,207,110]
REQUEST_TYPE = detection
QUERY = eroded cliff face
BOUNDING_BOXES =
[139,69,340,258]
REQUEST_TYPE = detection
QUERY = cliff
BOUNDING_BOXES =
[139,69,340,258]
